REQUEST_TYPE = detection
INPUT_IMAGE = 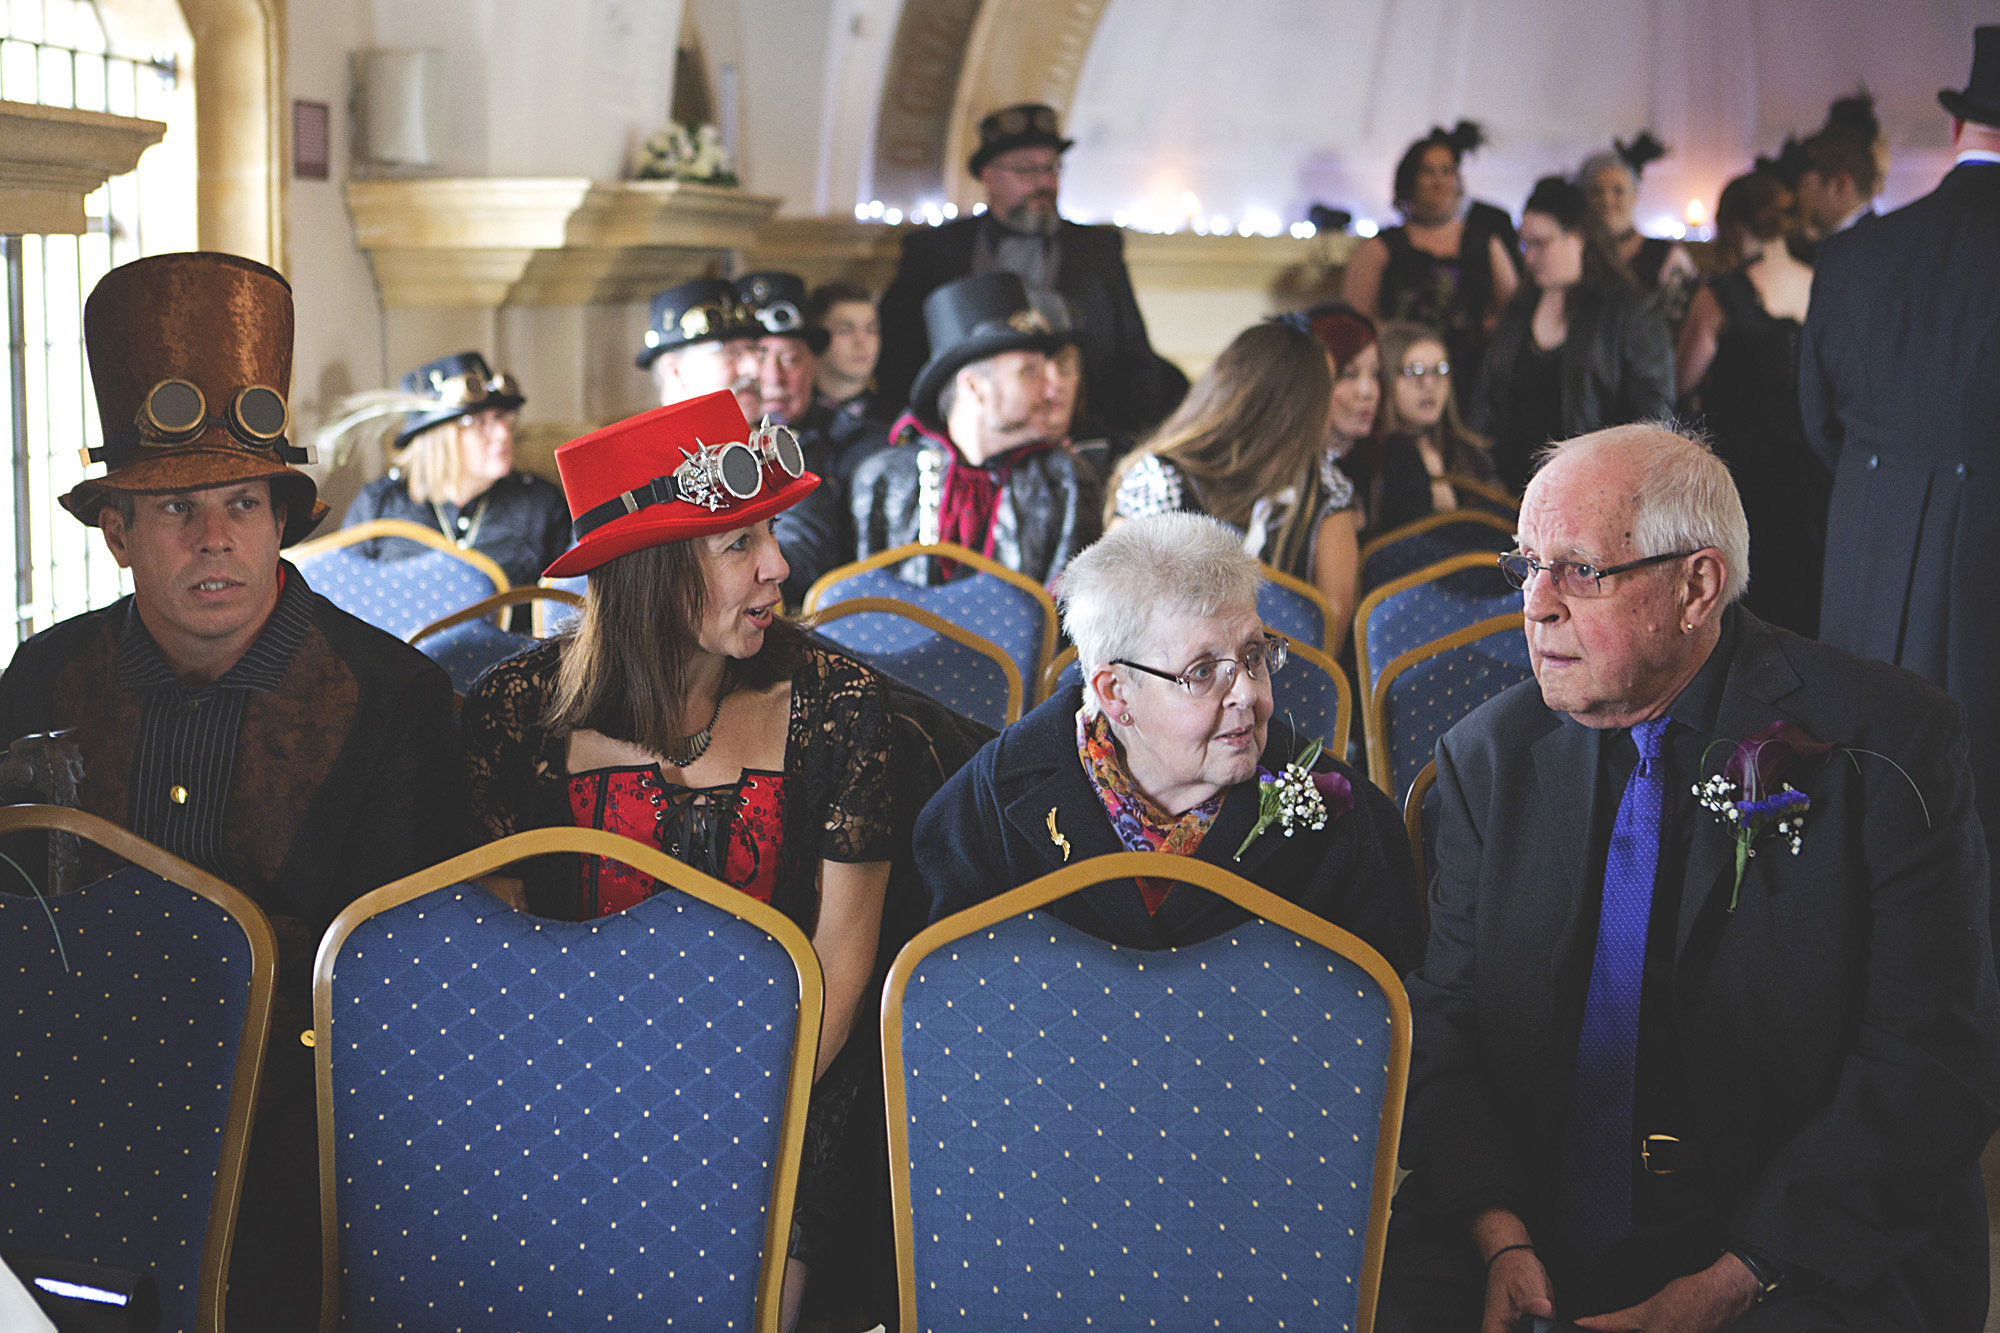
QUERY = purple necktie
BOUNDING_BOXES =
[1563,716,1671,1257]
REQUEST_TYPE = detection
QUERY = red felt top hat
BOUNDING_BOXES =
[543,391,819,579]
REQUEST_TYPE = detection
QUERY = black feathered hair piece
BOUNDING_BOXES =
[1615,131,1667,177]
[1435,120,1487,155]
[1393,120,1487,211]
[1754,136,1812,189]
[1826,89,1880,142]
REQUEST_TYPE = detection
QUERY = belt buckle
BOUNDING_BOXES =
[1641,1133,1680,1175]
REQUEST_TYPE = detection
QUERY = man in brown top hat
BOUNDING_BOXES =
[0,250,463,1325]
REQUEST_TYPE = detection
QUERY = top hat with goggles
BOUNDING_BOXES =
[393,351,525,450]
[1941,25,2000,127]
[968,102,1075,178]
[60,251,327,546]
[734,272,830,355]
[909,271,1073,428]
[636,278,761,370]
[543,390,818,579]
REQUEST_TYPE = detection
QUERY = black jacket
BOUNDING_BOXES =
[342,469,573,590]
[876,216,1185,436]
[915,686,1423,971]
[1402,609,2000,1327]
[1472,280,1675,490]
[848,433,1102,587]
[1802,162,2000,939]
[775,395,892,604]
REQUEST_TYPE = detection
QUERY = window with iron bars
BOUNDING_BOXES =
[2,0,180,646]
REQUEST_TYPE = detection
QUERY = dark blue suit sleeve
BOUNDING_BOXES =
[1798,264,1844,473]
[913,735,1011,925]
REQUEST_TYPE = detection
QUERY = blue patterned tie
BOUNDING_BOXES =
[1564,715,1672,1256]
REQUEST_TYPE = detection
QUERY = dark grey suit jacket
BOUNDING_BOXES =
[1402,609,2000,1327]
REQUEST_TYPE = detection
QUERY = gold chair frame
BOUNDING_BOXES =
[0,804,277,1333]
[290,518,511,593]
[1258,561,1338,653]
[808,596,1025,725]
[407,585,585,643]
[1353,549,1518,704]
[312,828,825,1333]
[1403,759,1438,931]
[801,541,1060,683]
[880,850,1411,1333]
[1439,472,1521,513]
[1356,506,1516,567]
[1364,612,1526,793]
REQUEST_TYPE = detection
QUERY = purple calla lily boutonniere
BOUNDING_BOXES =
[1694,721,1926,910]
[1235,738,1353,860]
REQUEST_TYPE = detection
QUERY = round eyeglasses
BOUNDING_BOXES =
[1497,549,1698,598]
[1398,360,1451,379]
[1112,633,1288,699]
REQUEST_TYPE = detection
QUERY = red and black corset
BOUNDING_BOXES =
[565,765,788,918]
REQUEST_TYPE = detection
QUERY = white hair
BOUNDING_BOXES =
[1537,423,1751,604]
[1055,513,1263,717]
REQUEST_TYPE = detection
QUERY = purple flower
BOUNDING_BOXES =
[1312,768,1353,820]
[1723,721,1833,799]
[1737,789,1810,821]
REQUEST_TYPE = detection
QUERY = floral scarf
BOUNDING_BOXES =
[1076,709,1222,914]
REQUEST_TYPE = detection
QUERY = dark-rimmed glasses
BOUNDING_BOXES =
[1113,633,1288,699]
[1497,550,1699,599]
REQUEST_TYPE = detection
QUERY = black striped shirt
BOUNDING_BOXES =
[114,567,314,877]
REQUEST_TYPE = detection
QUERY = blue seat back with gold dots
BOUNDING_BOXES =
[809,564,1051,690]
[1272,645,1346,753]
[324,883,803,1330]
[1,865,259,1333]
[410,617,540,694]
[893,909,1398,1329]
[1378,620,1531,800]
[813,603,1021,730]
[1257,579,1324,648]
[295,542,503,640]
[1360,517,1512,592]
[1363,565,1520,689]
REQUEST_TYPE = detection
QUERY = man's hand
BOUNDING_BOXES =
[1473,1208,1554,1333]
[1483,1247,1555,1333]
[1573,1252,1761,1333]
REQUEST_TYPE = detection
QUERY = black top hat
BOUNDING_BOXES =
[968,103,1075,178]
[395,351,525,450]
[636,278,759,370]
[1941,26,2000,127]
[735,272,830,355]
[909,272,1074,427]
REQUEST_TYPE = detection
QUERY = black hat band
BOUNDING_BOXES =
[570,425,804,541]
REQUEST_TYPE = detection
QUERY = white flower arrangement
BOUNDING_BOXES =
[636,121,738,186]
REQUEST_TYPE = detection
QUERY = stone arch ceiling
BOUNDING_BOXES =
[875,0,1987,228]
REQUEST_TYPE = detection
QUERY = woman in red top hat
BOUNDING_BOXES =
[461,389,895,1325]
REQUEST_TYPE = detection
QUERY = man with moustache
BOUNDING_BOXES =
[875,103,1183,437]
[850,271,1100,586]
[636,276,761,420]
[0,252,461,1326]
[1378,424,2000,1333]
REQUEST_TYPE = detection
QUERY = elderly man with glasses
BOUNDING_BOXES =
[874,102,1186,439]
[1378,423,2000,1333]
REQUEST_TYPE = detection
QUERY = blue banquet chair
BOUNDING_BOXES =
[1366,612,1532,800]
[804,542,1059,695]
[1255,563,1335,652]
[408,586,584,693]
[1354,550,1522,702]
[884,851,1410,1331]
[0,805,276,1333]
[290,518,510,640]
[313,827,823,1333]
[810,597,1023,730]
[1357,509,1515,593]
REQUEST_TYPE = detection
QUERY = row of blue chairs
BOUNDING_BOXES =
[0,807,1406,1333]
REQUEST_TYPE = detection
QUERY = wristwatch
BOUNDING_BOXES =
[1726,1247,1785,1303]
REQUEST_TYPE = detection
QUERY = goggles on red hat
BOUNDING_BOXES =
[570,417,806,541]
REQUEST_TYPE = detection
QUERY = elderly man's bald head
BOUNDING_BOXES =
[1514,424,1744,728]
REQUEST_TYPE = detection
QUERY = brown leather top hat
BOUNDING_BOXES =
[1941,25,2000,127]
[60,252,326,546]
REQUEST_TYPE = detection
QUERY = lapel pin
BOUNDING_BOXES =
[1046,807,1071,862]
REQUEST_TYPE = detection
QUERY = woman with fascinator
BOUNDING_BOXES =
[461,391,895,1326]
[332,351,572,589]
[916,512,1419,967]
[1577,132,1700,302]
[1342,121,1521,394]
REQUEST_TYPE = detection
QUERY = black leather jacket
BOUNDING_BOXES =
[848,429,1102,587]
[1471,279,1674,488]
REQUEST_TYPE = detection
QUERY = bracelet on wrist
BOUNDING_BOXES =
[1726,1247,1785,1302]
[1485,1242,1536,1271]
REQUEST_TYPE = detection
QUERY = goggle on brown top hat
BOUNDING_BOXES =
[60,251,327,546]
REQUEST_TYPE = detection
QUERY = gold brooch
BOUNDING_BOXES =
[1046,807,1070,861]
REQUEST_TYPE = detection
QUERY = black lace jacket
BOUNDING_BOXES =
[462,640,895,934]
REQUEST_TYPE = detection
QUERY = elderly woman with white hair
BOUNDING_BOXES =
[914,513,1422,961]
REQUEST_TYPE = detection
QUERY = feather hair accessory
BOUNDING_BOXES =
[1615,131,1668,177]
[1826,89,1880,141]
[311,389,441,468]
[1439,119,1487,155]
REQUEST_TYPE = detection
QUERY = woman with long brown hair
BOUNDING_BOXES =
[1106,315,1362,651]
[1368,319,1504,531]
[461,390,894,1329]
